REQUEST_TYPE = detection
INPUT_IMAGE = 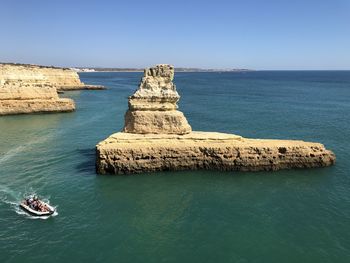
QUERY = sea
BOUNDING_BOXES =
[0,71,349,262]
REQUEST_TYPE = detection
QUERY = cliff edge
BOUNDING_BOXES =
[0,63,75,115]
[96,64,335,175]
[0,63,104,91]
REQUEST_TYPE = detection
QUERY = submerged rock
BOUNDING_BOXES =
[96,64,335,175]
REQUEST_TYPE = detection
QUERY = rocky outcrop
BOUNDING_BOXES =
[0,63,75,115]
[96,132,335,174]
[0,63,104,91]
[123,64,191,134]
[0,98,75,115]
[96,64,336,175]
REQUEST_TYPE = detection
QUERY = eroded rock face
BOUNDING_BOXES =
[0,63,75,115]
[96,132,336,174]
[0,98,75,115]
[123,64,192,134]
[0,63,104,91]
[96,64,336,175]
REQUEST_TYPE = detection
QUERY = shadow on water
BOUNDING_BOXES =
[75,148,96,175]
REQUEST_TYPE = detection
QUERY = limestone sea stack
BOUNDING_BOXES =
[96,64,335,175]
[124,64,191,134]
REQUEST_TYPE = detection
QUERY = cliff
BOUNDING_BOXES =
[0,63,75,115]
[96,64,335,175]
[0,63,104,91]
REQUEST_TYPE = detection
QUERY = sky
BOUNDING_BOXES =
[1,0,349,70]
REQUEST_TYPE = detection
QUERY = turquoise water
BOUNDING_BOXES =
[0,71,349,262]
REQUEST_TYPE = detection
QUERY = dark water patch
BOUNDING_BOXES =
[75,148,97,174]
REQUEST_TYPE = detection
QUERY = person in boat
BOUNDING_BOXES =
[28,196,39,211]
[24,195,48,212]
[30,201,38,210]
[38,202,49,212]
[26,196,33,205]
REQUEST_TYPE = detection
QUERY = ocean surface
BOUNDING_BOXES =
[0,71,349,262]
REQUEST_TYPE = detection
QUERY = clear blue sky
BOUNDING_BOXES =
[1,0,349,69]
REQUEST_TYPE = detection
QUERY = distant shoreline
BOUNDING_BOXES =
[78,69,253,73]
[79,69,350,72]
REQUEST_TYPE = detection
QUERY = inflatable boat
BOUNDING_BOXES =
[19,199,55,216]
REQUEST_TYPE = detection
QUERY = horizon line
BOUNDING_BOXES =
[1,61,350,71]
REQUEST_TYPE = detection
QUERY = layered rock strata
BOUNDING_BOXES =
[0,63,104,91]
[96,64,335,175]
[123,64,191,134]
[0,63,75,115]
[96,132,335,174]
[0,98,75,115]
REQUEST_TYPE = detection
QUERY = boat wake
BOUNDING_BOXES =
[0,145,27,165]
[0,133,53,165]
[15,207,59,220]
[0,113,104,165]
[0,186,58,219]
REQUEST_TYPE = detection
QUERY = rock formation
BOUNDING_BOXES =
[96,64,335,175]
[0,63,104,91]
[0,63,75,115]
[96,132,335,174]
[44,68,104,91]
[124,64,191,134]
[0,63,107,115]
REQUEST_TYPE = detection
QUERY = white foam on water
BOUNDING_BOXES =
[0,186,58,219]
[0,112,103,219]
[15,206,59,220]
[0,184,21,201]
